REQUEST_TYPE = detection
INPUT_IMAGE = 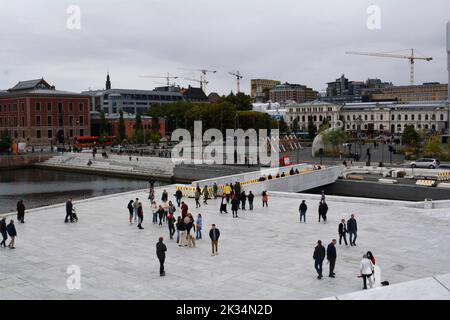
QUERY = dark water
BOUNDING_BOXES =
[0,168,164,213]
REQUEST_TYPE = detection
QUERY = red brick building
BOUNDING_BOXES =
[0,79,90,146]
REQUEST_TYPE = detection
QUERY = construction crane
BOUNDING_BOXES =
[184,77,208,91]
[345,49,433,85]
[178,67,217,92]
[139,72,178,86]
[228,71,243,93]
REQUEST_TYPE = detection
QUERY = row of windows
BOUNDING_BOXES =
[34,102,84,113]
[291,115,333,122]
[0,103,25,113]
[3,129,84,139]
[341,113,446,122]
[0,116,84,127]
[345,123,436,131]
[289,107,335,113]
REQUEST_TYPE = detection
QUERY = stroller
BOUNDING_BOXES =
[71,208,79,222]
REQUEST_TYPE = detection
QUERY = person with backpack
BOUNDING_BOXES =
[127,200,134,224]
[299,200,307,223]
[167,212,176,240]
[313,240,326,279]
[6,220,17,249]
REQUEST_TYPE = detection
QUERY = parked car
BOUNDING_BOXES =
[410,158,440,169]
[437,164,450,170]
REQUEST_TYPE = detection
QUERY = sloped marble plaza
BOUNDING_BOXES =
[1,185,450,299]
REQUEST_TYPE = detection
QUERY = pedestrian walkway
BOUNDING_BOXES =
[1,185,449,299]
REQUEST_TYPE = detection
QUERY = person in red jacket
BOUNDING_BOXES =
[181,202,188,219]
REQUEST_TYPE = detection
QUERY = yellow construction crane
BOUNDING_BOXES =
[345,49,432,85]
[228,70,243,93]
[139,72,178,86]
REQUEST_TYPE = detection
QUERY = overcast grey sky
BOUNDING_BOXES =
[0,0,449,95]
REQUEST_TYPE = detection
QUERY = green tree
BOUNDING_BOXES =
[0,130,12,153]
[151,117,160,134]
[278,118,289,134]
[424,134,441,157]
[319,118,330,133]
[118,110,126,141]
[402,125,419,145]
[308,118,316,139]
[292,118,299,133]
[322,128,348,152]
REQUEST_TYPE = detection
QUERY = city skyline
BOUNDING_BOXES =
[1,0,449,95]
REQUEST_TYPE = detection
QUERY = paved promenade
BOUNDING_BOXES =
[1,185,450,299]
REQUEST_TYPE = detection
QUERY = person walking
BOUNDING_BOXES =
[16,200,25,223]
[167,212,176,239]
[175,216,182,243]
[177,217,187,247]
[248,191,254,210]
[6,220,17,249]
[240,191,247,210]
[321,190,326,202]
[347,214,358,246]
[213,183,218,199]
[156,237,167,277]
[185,213,195,238]
[161,189,168,203]
[327,239,337,278]
[299,200,307,223]
[219,195,228,214]
[313,240,326,279]
[338,219,348,246]
[318,200,328,223]
[151,201,158,224]
[360,254,374,289]
[181,202,188,219]
[65,198,73,223]
[157,205,165,226]
[194,189,201,208]
[224,184,232,203]
[175,189,183,207]
[262,190,269,207]
[133,198,139,223]
[0,217,8,248]
[202,185,209,204]
[195,214,203,240]
[137,202,144,230]
[127,200,134,224]
[231,195,239,218]
[209,224,220,256]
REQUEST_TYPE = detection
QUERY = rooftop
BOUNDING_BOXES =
[1,185,449,299]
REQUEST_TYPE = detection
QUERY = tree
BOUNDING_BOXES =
[132,113,144,144]
[402,125,419,145]
[118,110,126,141]
[278,118,289,134]
[322,128,347,152]
[100,110,109,136]
[0,130,12,153]
[134,113,142,131]
[319,118,330,133]
[424,134,441,157]
[151,117,160,134]
[308,118,316,139]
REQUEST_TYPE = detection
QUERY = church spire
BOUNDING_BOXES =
[106,71,111,90]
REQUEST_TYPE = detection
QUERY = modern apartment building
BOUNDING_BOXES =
[269,82,318,103]
[250,79,281,102]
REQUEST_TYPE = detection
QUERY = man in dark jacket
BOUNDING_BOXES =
[338,219,348,246]
[313,240,326,279]
[240,191,247,210]
[327,239,337,278]
[299,200,307,223]
[161,190,168,203]
[318,200,328,223]
[347,214,358,246]
[175,189,183,207]
[156,237,167,276]
[209,224,220,256]
[17,200,26,223]
[65,199,73,223]
[247,191,254,210]
[231,196,239,218]
[0,217,8,247]
[6,220,17,249]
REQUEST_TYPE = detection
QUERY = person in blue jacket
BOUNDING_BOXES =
[209,224,220,256]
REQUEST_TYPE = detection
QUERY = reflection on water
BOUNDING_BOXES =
[0,168,163,213]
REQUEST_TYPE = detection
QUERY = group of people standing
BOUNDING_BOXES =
[0,217,17,249]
